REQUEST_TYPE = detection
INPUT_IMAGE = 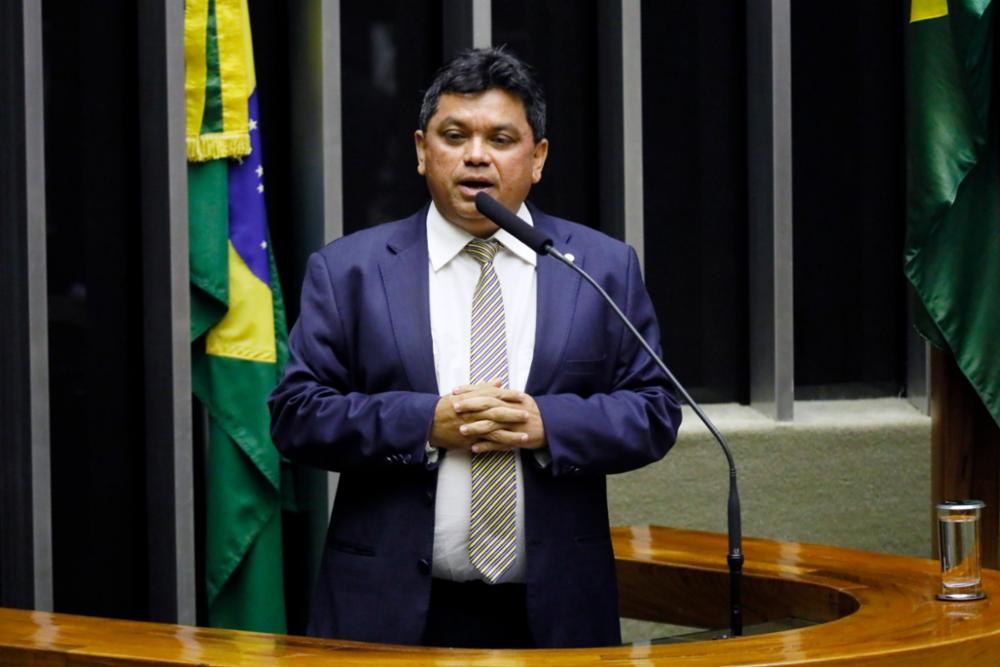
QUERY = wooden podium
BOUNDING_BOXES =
[2,525,1000,666]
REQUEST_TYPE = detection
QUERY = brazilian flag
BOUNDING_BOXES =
[186,0,289,632]
[907,0,1000,427]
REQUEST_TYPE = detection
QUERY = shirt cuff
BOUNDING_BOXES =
[533,448,551,468]
[425,442,440,467]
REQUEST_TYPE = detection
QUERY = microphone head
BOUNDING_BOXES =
[474,192,553,254]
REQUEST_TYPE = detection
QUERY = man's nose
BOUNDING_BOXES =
[463,136,491,165]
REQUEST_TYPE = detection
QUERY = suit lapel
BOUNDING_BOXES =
[379,210,439,394]
[526,210,582,394]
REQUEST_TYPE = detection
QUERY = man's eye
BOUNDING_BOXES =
[444,131,464,142]
[492,135,513,146]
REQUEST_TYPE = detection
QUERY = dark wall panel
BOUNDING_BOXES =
[493,0,601,230]
[791,2,906,398]
[249,0,295,322]
[341,0,443,234]
[43,0,149,619]
[641,0,749,403]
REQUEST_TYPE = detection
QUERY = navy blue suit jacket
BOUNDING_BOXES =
[268,204,681,647]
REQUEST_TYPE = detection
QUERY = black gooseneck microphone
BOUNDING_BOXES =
[475,192,744,638]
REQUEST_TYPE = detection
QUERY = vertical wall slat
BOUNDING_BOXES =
[138,0,195,624]
[597,0,644,266]
[442,0,491,59]
[621,0,644,268]
[288,0,345,514]
[323,0,344,511]
[0,0,53,611]
[747,0,794,420]
[471,0,491,49]
[23,0,53,613]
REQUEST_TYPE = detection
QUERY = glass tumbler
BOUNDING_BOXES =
[936,500,986,601]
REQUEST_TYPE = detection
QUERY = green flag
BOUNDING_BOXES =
[906,0,1000,427]
[187,0,289,632]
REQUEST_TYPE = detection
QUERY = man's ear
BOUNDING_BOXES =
[531,138,549,183]
[414,130,427,175]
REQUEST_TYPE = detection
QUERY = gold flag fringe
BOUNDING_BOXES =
[187,134,252,163]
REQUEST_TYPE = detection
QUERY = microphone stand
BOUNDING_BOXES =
[546,246,744,638]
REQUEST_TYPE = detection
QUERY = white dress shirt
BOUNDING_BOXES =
[426,200,536,583]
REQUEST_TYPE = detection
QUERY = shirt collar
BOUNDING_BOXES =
[426,200,538,271]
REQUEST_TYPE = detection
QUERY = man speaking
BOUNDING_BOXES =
[269,47,680,649]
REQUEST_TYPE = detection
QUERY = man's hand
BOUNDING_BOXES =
[429,392,482,450]
[451,382,546,453]
[429,380,546,452]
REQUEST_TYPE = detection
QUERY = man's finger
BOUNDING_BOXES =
[495,388,525,403]
[472,406,530,423]
[453,397,529,415]
[452,378,504,395]
[481,428,529,446]
[453,395,506,413]
[458,419,501,437]
[453,387,525,409]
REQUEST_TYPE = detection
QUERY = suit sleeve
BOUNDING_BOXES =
[268,252,440,472]
[532,247,682,476]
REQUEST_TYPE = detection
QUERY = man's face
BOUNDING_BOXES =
[415,88,549,238]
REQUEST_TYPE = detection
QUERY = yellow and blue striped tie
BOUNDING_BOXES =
[465,239,517,583]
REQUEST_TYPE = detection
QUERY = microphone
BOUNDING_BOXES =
[475,192,745,638]
[474,192,554,254]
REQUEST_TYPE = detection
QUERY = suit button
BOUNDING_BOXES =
[424,488,435,505]
[417,558,431,575]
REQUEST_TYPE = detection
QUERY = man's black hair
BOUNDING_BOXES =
[419,47,546,143]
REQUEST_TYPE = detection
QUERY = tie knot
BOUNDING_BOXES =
[465,239,502,266]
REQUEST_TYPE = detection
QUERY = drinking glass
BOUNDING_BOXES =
[936,500,986,601]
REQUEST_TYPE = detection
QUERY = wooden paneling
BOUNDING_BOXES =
[931,348,1000,567]
[2,526,1000,666]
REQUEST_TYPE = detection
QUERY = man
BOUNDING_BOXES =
[269,47,680,649]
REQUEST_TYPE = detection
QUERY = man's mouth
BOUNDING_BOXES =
[457,179,495,196]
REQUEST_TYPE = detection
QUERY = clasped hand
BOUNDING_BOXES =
[430,379,546,453]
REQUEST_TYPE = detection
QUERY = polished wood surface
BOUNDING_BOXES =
[2,525,1000,665]
[931,347,1000,567]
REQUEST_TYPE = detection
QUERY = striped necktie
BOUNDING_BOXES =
[465,239,517,583]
